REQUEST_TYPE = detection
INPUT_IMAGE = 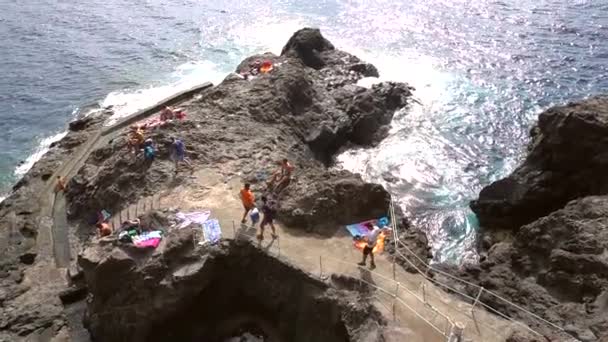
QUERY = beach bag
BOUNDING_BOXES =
[250,207,260,224]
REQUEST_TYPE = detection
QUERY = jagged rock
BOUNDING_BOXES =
[281,27,335,69]
[442,189,608,339]
[432,98,608,341]
[471,95,608,230]
[79,238,388,342]
[0,28,423,341]
[278,170,391,230]
[67,27,414,228]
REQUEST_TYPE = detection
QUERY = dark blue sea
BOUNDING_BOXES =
[1,0,607,262]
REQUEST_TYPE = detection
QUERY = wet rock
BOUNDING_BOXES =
[471,95,608,230]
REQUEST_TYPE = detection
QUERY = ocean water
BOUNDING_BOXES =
[1,0,607,262]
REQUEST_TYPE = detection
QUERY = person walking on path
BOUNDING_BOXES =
[358,222,391,270]
[170,137,192,173]
[239,183,255,224]
[257,196,278,241]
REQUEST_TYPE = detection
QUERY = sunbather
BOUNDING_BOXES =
[160,106,175,121]
[96,222,112,237]
[127,127,145,154]
[55,175,66,193]
[268,158,295,193]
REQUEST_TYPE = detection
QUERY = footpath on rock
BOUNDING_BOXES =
[0,28,564,342]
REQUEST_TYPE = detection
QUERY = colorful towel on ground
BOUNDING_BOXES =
[200,219,222,245]
[176,210,211,229]
[346,217,390,254]
[132,230,163,248]
[345,216,389,237]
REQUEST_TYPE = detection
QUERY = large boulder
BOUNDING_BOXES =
[278,170,391,230]
[79,235,390,342]
[471,96,608,230]
[442,97,608,341]
[280,27,335,69]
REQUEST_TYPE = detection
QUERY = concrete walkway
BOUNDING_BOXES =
[162,169,525,342]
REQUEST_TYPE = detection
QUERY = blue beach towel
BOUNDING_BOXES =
[345,216,390,237]
[202,219,222,244]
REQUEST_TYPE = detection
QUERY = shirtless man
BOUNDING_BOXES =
[160,106,175,121]
[268,158,294,193]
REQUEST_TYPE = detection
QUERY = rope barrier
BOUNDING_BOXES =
[232,226,453,339]
[389,200,576,340]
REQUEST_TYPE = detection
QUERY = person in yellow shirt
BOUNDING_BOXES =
[239,183,255,224]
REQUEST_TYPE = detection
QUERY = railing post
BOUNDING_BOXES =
[232,220,236,238]
[422,281,427,304]
[392,282,400,321]
[319,255,323,278]
[471,287,484,314]
[471,287,484,334]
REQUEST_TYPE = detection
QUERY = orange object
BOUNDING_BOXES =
[240,189,255,207]
[354,232,387,254]
[98,222,112,237]
[260,60,273,74]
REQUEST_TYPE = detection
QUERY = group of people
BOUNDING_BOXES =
[126,126,157,161]
[237,158,295,241]
[160,106,186,121]
[125,124,193,173]
[240,183,277,241]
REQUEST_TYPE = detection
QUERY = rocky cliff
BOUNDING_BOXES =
[442,96,608,341]
[79,230,388,342]
[0,28,428,341]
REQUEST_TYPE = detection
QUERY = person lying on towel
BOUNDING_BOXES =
[357,222,392,270]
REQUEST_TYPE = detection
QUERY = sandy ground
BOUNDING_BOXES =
[154,168,525,342]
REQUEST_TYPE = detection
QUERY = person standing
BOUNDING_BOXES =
[143,139,155,162]
[170,137,192,173]
[239,183,255,224]
[358,222,391,270]
[258,196,278,241]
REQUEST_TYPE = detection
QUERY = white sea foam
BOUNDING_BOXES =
[14,131,68,178]
[102,60,227,126]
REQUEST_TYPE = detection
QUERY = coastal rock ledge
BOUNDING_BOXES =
[439,96,608,342]
[0,28,430,341]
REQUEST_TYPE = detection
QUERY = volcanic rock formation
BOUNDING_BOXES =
[440,96,608,341]
[79,230,388,342]
[0,28,424,341]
